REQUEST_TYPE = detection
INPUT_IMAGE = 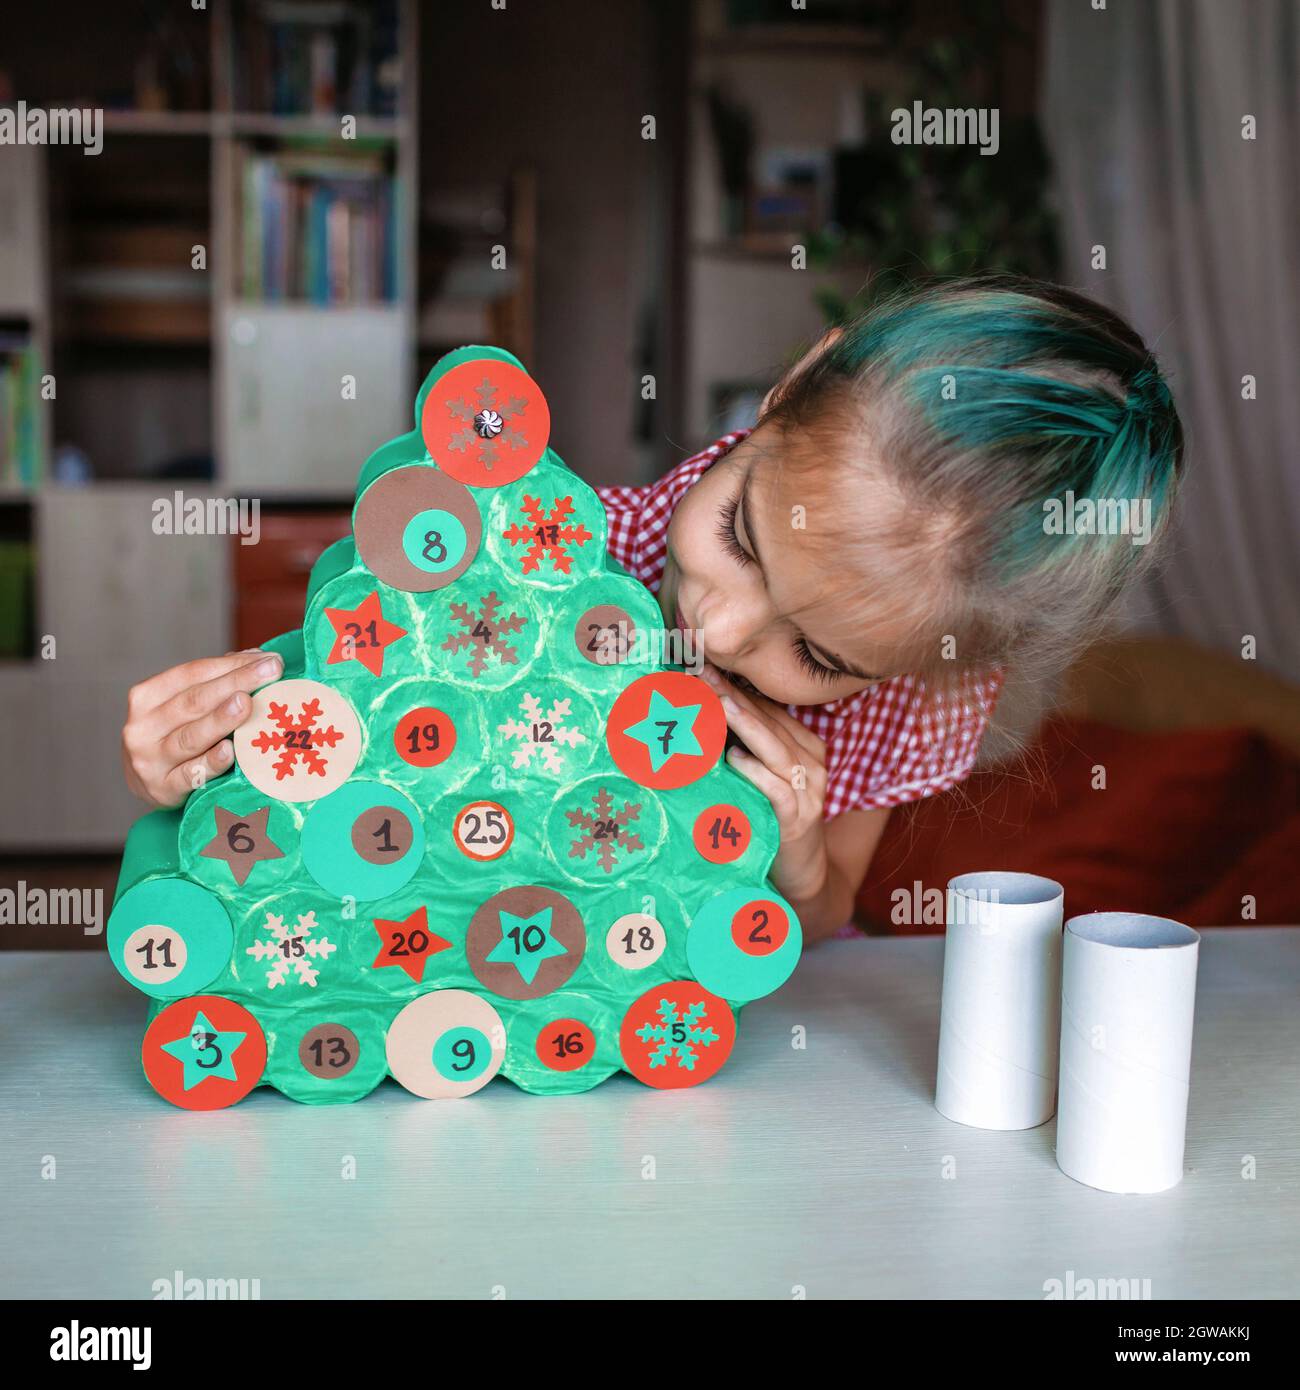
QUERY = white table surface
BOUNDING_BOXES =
[2,929,1297,1299]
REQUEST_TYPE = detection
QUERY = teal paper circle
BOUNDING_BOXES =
[433,1025,492,1082]
[685,886,802,1003]
[107,876,234,999]
[301,780,426,902]
[402,508,468,574]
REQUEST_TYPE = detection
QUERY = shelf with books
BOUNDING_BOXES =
[100,111,405,142]
[0,323,46,494]
[212,1,417,504]
[230,138,399,305]
[228,0,402,120]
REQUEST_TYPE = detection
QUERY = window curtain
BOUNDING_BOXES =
[1042,0,1300,684]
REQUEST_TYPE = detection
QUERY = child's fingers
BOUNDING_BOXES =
[158,687,256,768]
[759,700,827,762]
[725,745,799,822]
[155,741,236,809]
[127,649,269,719]
[718,692,801,783]
[716,687,828,795]
[151,651,282,741]
[702,664,827,764]
[738,690,827,765]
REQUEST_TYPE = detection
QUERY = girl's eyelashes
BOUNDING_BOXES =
[717,492,841,685]
[715,494,751,568]
[793,636,841,683]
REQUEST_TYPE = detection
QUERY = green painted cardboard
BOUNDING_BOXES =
[107,347,802,1106]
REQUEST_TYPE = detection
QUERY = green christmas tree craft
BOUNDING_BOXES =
[106,348,802,1108]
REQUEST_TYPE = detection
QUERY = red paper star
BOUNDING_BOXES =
[325,591,407,677]
[372,906,451,984]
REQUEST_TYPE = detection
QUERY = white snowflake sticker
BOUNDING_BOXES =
[497,693,588,774]
[245,910,337,988]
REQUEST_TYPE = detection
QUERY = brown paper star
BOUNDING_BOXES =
[200,805,285,886]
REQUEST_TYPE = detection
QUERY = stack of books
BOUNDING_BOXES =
[237,146,397,304]
[0,328,42,490]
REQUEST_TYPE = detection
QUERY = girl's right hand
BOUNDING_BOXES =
[121,649,284,809]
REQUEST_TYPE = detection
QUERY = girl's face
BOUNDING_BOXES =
[658,432,923,707]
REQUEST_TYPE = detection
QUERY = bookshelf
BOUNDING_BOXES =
[212,0,418,497]
[0,145,50,497]
[685,0,890,437]
[0,0,420,848]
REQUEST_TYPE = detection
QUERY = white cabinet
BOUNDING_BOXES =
[0,487,228,849]
[218,303,411,497]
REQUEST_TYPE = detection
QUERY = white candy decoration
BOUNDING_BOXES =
[475,408,504,438]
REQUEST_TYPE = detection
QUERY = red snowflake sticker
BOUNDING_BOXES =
[421,358,550,488]
[442,590,529,678]
[233,679,363,802]
[502,495,593,575]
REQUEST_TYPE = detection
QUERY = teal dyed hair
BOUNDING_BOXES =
[763,274,1185,679]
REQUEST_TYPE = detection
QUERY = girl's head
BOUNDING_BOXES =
[660,274,1185,706]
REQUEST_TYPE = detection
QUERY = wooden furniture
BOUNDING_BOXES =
[231,507,352,649]
[0,0,420,848]
[2,928,1295,1297]
[684,0,884,437]
[1061,636,1300,759]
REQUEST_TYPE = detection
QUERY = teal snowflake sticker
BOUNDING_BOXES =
[637,998,719,1072]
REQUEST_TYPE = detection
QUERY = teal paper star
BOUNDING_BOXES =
[624,688,703,772]
[160,1010,246,1091]
[487,907,568,985]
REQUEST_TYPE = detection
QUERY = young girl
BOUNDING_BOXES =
[121,274,1185,943]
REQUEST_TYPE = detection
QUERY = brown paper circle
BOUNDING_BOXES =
[574,604,638,666]
[466,885,585,1000]
[354,464,482,593]
[298,1023,362,1078]
[350,805,415,865]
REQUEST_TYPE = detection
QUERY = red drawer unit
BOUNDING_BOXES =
[232,509,353,650]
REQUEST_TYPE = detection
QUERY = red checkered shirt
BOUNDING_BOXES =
[596,431,1003,820]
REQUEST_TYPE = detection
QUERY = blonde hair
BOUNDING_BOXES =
[759,273,1185,689]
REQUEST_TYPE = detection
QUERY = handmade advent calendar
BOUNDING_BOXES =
[106,347,802,1108]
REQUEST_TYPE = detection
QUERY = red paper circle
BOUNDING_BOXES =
[692,803,752,863]
[535,1018,596,1072]
[420,359,549,488]
[619,981,736,1089]
[453,800,515,861]
[395,706,457,768]
[605,671,727,790]
[142,995,267,1111]
[731,898,790,957]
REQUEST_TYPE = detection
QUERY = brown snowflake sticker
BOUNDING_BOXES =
[565,785,646,875]
[442,590,529,678]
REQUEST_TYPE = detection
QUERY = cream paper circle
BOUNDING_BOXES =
[384,990,507,1099]
[233,678,363,803]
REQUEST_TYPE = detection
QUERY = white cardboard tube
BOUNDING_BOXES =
[935,872,1064,1130]
[1056,912,1200,1194]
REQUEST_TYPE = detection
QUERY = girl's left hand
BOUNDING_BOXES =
[700,662,829,903]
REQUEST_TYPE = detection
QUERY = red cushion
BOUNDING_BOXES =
[854,716,1300,932]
